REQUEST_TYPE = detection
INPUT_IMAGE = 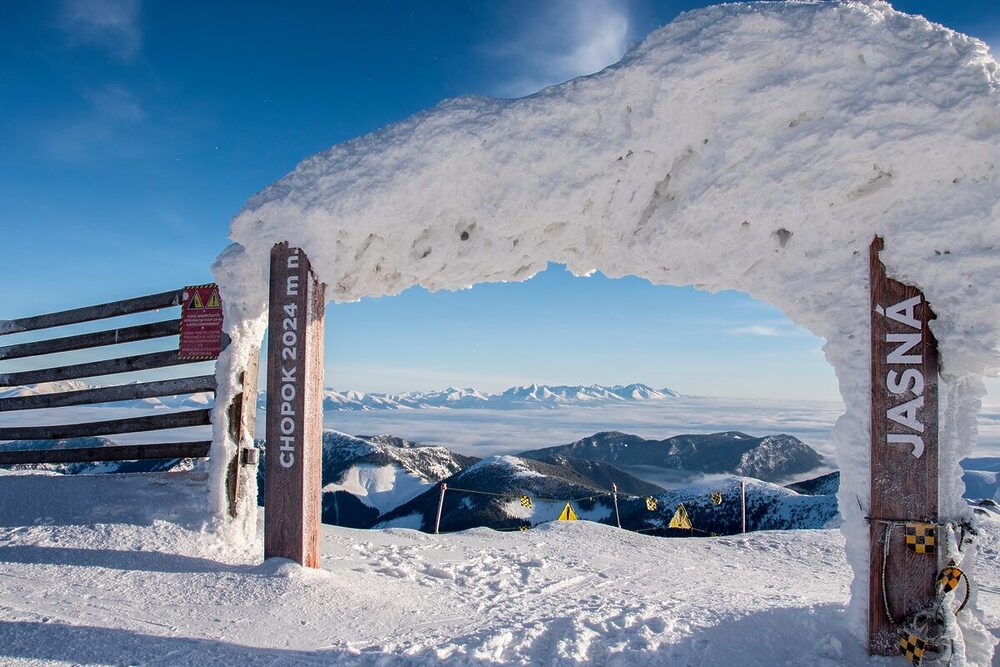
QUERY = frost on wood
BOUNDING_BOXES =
[213,1,1000,661]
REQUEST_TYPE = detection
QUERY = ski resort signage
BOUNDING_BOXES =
[178,284,224,360]
[264,243,325,568]
[868,237,939,655]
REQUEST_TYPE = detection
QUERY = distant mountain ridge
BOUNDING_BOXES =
[2,382,681,412]
[521,431,825,482]
[317,383,683,411]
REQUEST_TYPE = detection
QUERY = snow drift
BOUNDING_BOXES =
[211,1,1000,660]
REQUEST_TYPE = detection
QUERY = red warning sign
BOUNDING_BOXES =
[179,284,224,360]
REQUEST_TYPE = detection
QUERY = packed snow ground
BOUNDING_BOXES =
[0,471,997,666]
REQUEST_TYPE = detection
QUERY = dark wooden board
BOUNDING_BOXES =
[0,350,203,387]
[868,237,939,654]
[0,375,215,412]
[0,319,180,361]
[0,441,211,465]
[264,243,325,567]
[0,290,183,335]
[0,409,211,441]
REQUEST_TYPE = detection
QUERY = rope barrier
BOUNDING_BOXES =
[437,482,737,538]
[445,486,611,504]
[445,486,512,498]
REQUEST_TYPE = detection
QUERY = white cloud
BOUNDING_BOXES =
[85,84,146,123]
[57,0,142,60]
[491,0,632,97]
[730,325,789,337]
[45,84,146,161]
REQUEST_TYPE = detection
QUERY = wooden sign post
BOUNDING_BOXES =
[265,243,325,567]
[868,236,939,654]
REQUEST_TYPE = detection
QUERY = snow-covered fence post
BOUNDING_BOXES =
[434,483,447,534]
[868,237,939,655]
[611,483,621,529]
[264,243,325,568]
[224,345,260,517]
[740,481,746,534]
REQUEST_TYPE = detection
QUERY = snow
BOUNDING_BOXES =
[209,0,1000,657]
[1,471,998,665]
[504,498,613,525]
[376,512,423,530]
[326,464,435,514]
[464,455,544,479]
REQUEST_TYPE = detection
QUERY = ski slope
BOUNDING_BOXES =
[0,471,997,665]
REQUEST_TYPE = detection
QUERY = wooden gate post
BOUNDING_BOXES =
[264,242,325,567]
[868,237,939,654]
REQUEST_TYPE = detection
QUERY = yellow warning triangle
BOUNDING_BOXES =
[188,290,204,310]
[206,288,221,309]
[668,504,692,529]
[558,501,578,521]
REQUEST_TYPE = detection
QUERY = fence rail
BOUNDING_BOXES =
[0,319,181,361]
[0,441,212,466]
[0,375,216,412]
[0,289,183,335]
[0,409,212,441]
[0,349,205,387]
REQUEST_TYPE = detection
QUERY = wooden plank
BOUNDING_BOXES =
[0,349,204,387]
[0,319,180,361]
[0,441,211,465]
[0,375,216,412]
[0,290,183,335]
[868,236,939,655]
[264,243,325,567]
[0,409,211,441]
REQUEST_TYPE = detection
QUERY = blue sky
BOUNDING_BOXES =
[1,1,999,401]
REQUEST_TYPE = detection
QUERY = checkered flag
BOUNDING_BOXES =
[899,630,929,665]
[904,523,936,555]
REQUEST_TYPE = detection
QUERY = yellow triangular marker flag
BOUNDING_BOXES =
[557,501,578,521]
[206,288,221,309]
[187,290,204,310]
[668,504,692,529]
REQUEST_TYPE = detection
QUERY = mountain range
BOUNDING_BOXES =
[249,429,831,533]
[8,422,999,535]
[521,431,824,482]
[311,383,683,411]
[370,451,838,535]
[2,381,680,411]
[4,427,996,536]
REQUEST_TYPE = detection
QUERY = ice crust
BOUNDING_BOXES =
[212,2,1000,660]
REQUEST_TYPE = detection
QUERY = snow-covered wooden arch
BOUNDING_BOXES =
[210,1,1000,662]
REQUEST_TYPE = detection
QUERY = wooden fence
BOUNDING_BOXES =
[0,287,255,514]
